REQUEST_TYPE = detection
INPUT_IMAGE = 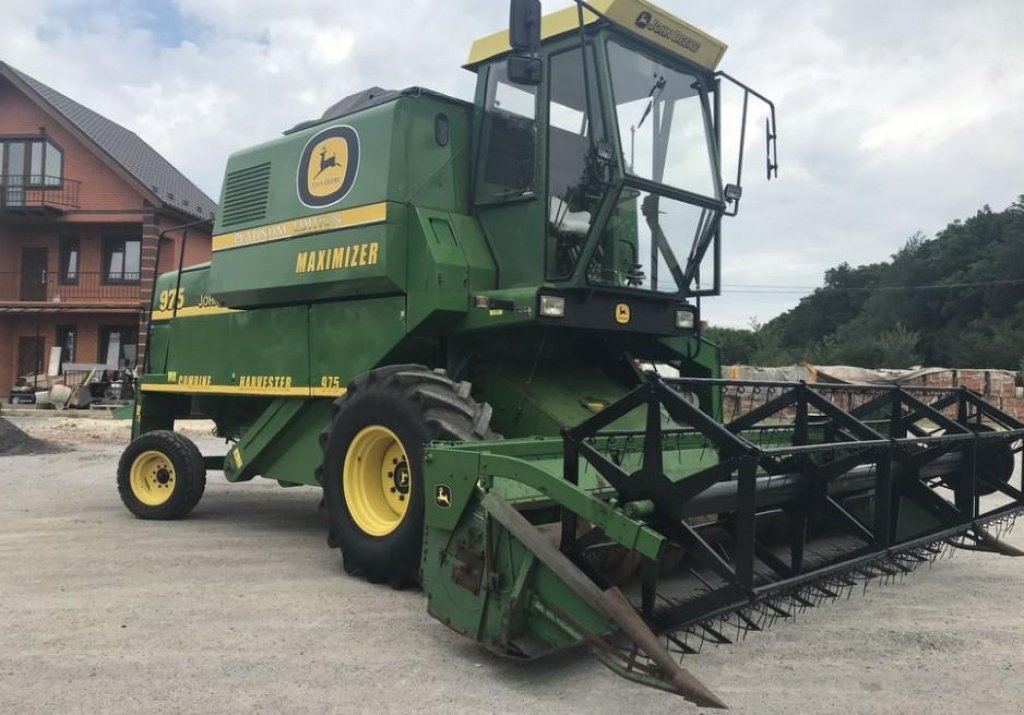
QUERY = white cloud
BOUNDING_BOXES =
[4,0,500,195]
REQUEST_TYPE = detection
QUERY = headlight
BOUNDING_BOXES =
[676,310,695,329]
[539,295,566,318]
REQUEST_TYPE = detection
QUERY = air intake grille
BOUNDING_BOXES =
[220,162,271,227]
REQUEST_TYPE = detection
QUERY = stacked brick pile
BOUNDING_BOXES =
[720,366,1023,422]
[944,369,1022,419]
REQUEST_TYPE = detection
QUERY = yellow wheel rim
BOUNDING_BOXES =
[129,450,177,506]
[343,425,412,537]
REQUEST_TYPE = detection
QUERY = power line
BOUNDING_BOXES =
[718,277,1024,295]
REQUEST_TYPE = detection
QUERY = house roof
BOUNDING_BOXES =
[0,61,217,222]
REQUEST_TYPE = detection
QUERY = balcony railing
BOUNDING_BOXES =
[0,271,141,303]
[0,175,81,210]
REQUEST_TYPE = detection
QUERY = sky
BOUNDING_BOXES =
[6,0,1024,327]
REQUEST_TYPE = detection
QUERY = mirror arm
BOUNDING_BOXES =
[507,0,543,85]
[576,0,613,23]
[574,0,599,156]
[713,71,779,218]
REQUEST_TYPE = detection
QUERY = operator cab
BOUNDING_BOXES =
[467,0,777,321]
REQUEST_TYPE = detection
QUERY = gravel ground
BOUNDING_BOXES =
[1,415,1023,714]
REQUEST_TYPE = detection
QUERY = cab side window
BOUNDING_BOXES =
[547,45,605,278]
[476,61,537,203]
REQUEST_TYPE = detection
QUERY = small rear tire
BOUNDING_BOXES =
[117,430,206,520]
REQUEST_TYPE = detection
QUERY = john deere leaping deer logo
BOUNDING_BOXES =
[315,147,339,179]
[615,302,631,325]
[297,125,360,208]
[435,484,453,509]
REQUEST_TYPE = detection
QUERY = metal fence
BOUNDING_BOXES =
[0,175,81,209]
[0,271,141,302]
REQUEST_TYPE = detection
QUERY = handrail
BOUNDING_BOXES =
[0,271,140,302]
[0,174,81,209]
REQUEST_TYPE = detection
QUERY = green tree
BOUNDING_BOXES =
[702,325,757,364]
[875,323,921,368]
[748,318,791,366]
[764,197,1024,369]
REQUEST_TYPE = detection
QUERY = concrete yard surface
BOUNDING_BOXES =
[2,415,1024,714]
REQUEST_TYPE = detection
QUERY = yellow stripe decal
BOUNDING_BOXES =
[310,386,348,398]
[141,383,346,398]
[212,202,387,252]
[150,306,240,321]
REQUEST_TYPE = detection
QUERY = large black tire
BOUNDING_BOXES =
[117,430,206,520]
[320,365,497,587]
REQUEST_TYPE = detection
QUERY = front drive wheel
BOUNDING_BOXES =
[117,430,206,520]
[321,365,497,587]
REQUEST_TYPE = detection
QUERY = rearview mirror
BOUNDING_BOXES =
[509,0,542,53]
[507,55,542,86]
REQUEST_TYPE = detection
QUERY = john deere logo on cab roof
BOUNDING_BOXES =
[633,10,701,53]
[297,125,360,208]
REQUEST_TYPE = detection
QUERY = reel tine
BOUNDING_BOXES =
[788,590,811,615]
[763,599,792,620]
[903,549,929,564]
[616,500,1024,697]
[666,630,698,656]
[735,608,761,634]
[699,620,732,645]
[809,578,840,601]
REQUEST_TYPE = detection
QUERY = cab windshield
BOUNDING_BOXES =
[582,39,722,293]
[544,36,724,294]
[607,38,718,199]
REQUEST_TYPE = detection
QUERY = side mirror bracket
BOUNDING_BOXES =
[507,55,542,86]
[509,0,542,53]
[507,0,543,86]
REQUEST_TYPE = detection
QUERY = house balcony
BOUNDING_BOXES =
[0,175,81,214]
[0,271,141,310]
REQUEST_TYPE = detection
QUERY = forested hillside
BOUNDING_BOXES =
[705,197,1024,369]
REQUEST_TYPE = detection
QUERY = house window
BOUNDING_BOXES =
[98,326,138,368]
[0,138,63,187]
[59,236,79,284]
[102,237,142,282]
[56,325,77,370]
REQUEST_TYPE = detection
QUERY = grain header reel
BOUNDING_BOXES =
[117,0,1024,707]
[422,376,1024,706]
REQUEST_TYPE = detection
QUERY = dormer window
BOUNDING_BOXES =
[0,138,64,188]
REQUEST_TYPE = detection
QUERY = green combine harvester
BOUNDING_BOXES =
[118,0,1024,707]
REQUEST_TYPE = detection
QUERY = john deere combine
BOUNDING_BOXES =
[118,0,1024,707]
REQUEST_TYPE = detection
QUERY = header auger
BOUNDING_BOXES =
[117,0,1023,707]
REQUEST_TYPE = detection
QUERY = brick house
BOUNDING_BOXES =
[0,61,216,396]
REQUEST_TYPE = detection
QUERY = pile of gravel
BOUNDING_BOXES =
[0,417,63,456]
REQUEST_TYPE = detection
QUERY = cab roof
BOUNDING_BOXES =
[465,0,727,71]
